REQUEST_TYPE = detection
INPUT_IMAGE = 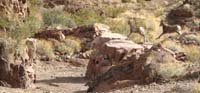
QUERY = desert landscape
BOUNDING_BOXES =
[0,0,200,93]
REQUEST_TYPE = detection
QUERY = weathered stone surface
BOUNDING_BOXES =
[0,0,29,21]
[72,23,110,52]
[72,23,110,39]
[91,32,127,50]
[100,40,144,62]
[167,4,195,26]
[0,38,35,88]
[86,31,188,92]
[34,29,66,41]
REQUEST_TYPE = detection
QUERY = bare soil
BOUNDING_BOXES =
[0,61,197,93]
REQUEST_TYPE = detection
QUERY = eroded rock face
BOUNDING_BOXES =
[167,4,195,26]
[0,38,35,88]
[86,30,188,92]
[91,32,127,50]
[86,44,186,92]
[0,0,29,21]
[86,32,145,80]
[34,29,66,41]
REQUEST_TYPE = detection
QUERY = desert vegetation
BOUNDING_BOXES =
[0,0,199,93]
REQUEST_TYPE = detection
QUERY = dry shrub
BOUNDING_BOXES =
[184,45,200,63]
[105,18,129,35]
[146,50,188,80]
[54,38,81,56]
[157,62,187,79]
[193,83,200,93]
[162,40,184,52]
[36,39,55,60]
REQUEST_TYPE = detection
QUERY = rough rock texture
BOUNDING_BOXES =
[71,23,110,52]
[33,29,66,41]
[0,0,29,21]
[0,38,35,88]
[167,4,195,26]
[86,43,187,92]
[91,32,127,50]
[85,30,189,92]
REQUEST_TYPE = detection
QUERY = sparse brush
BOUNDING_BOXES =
[193,83,200,93]
[106,20,129,35]
[54,39,81,56]
[8,16,42,41]
[103,6,128,18]
[36,40,55,61]
[42,8,76,28]
[184,45,200,63]
[162,40,184,52]
[71,8,105,25]
[157,62,187,79]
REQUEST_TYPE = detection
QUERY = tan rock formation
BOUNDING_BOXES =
[0,38,35,88]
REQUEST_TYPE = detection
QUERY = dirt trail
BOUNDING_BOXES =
[0,61,197,93]
[0,61,88,93]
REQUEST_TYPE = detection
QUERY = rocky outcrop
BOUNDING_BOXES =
[167,4,195,26]
[33,29,67,41]
[0,0,29,21]
[0,38,35,88]
[86,30,189,92]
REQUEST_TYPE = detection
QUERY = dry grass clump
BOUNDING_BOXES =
[54,38,81,56]
[36,39,55,60]
[42,8,76,28]
[162,40,184,52]
[146,50,188,80]
[157,62,187,79]
[193,83,200,93]
[184,45,200,63]
[105,18,129,35]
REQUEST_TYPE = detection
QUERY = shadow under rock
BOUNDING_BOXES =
[37,76,88,84]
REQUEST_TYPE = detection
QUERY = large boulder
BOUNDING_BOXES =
[86,32,189,92]
[86,44,188,92]
[167,4,195,26]
[91,32,127,50]
[72,23,110,39]
[0,38,35,88]
[72,23,110,52]
[99,40,144,62]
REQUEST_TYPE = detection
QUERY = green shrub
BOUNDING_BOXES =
[37,40,55,60]
[106,20,129,35]
[103,6,127,18]
[196,9,200,18]
[42,9,76,27]
[71,8,105,25]
[0,15,18,32]
[8,16,42,41]
[0,16,12,28]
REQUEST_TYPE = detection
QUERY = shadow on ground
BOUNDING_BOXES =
[37,76,87,84]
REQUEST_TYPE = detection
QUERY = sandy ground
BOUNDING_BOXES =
[0,61,198,93]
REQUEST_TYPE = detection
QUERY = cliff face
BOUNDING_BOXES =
[0,0,29,22]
